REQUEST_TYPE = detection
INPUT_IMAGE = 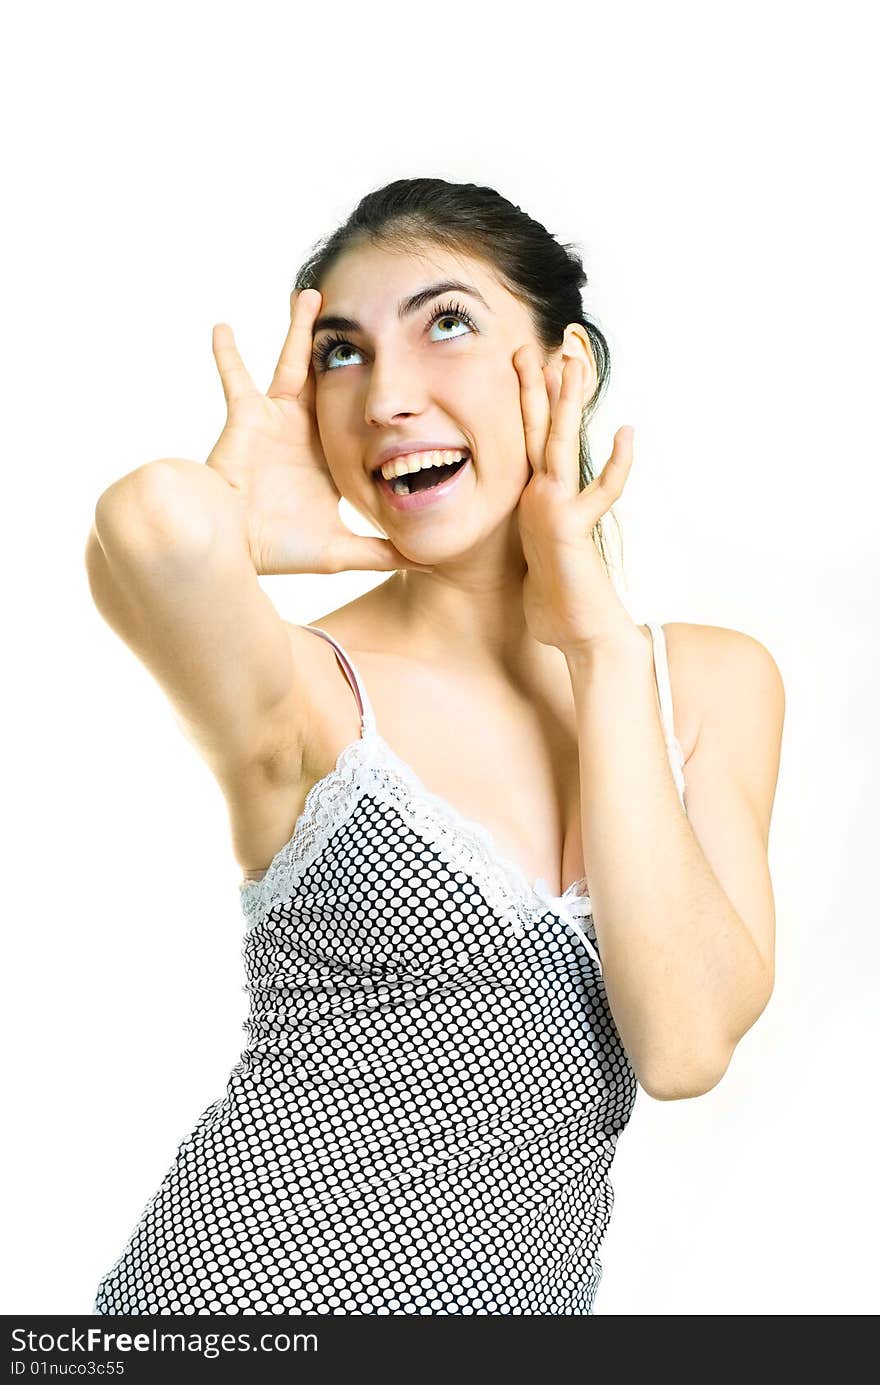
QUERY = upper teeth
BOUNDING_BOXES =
[379,449,469,481]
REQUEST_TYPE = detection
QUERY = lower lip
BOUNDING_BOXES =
[374,456,472,512]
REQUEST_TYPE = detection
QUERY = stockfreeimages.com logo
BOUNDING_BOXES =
[10,1327,317,1361]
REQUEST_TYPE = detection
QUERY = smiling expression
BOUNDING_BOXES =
[309,242,546,559]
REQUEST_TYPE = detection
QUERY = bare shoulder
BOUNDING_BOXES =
[223,608,374,878]
[271,616,353,747]
[224,614,354,793]
[270,591,387,760]
[663,621,785,700]
[662,621,785,762]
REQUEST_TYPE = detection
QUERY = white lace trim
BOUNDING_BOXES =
[238,733,598,955]
[238,736,371,933]
[239,621,686,971]
[238,727,685,969]
[362,738,593,944]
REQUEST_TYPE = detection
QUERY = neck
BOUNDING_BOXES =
[382,549,553,677]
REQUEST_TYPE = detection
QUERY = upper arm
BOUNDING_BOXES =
[667,622,785,989]
[86,464,309,794]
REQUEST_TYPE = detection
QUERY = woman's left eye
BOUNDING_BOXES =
[313,299,476,372]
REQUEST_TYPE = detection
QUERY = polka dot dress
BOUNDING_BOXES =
[93,622,687,1315]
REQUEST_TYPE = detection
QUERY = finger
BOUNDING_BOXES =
[574,425,635,523]
[544,357,585,490]
[267,287,322,401]
[514,344,552,474]
[326,531,435,574]
[543,362,562,416]
[211,323,261,406]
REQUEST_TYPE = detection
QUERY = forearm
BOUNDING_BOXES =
[565,633,771,1099]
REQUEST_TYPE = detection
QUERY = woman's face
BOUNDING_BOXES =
[310,242,547,562]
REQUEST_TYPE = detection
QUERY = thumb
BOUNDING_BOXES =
[327,532,434,574]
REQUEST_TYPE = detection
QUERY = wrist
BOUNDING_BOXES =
[561,622,648,666]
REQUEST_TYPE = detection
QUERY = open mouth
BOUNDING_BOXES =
[398,456,469,494]
[377,453,470,496]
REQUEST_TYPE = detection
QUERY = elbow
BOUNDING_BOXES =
[642,1001,775,1101]
[94,460,214,555]
[637,1045,734,1102]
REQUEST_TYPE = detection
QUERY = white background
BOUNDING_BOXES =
[2,0,878,1316]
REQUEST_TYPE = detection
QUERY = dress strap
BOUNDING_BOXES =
[303,626,377,739]
[645,621,687,805]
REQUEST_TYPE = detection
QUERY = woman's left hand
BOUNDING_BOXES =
[513,343,639,655]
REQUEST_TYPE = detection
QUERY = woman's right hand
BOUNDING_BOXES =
[205,288,433,577]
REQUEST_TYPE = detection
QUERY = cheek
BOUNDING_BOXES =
[447,361,529,487]
[492,364,531,461]
[314,391,339,438]
[452,355,524,431]
[489,355,527,423]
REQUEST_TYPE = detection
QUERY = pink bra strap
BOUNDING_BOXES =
[304,626,377,739]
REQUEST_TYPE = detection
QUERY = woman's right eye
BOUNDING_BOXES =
[313,334,361,372]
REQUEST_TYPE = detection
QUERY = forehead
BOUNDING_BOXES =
[316,241,519,323]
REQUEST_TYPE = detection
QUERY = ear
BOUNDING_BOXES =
[551,326,598,406]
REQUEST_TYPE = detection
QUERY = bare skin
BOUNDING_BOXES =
[234,601,686,897]
[217,239,690,894]
[88,237,782,1096]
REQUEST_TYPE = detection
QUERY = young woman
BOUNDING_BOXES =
[87,177,784,1315]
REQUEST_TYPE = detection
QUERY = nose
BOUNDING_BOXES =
[363,347,426,427]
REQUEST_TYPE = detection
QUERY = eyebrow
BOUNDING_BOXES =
[312,280,492,337]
